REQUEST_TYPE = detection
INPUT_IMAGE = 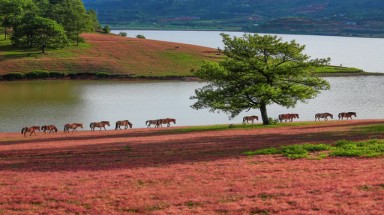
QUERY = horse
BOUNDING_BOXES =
[146,119,161,128]
[278,113,299,122]
[64,123,83,133]
[90,121,110,131]
[315,113,333,121]
[338,112,357,120]
[41,125,58,134]
[21,126,40,137]
[243,115,259,124]
[159,118,176,127]
[115,120,133,130]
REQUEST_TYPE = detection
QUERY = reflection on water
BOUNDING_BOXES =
[0,77,384,132]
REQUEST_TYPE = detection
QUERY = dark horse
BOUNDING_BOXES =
[315,113,333,121]
[338,112,357,120]
[159,118,176,127]
[243,115,259,124]
[21,126,40,137]
[115,120,133,130]
[146,119,161,128]
[64,123,83,133]
[90,121,110,131]
[41,125,58,134]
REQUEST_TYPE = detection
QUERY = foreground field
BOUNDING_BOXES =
[1,120,384,214]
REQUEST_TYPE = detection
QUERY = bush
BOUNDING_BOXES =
[118,32,127,37]
[136,34,146,39]
[96,72,111,79]
[25,70,50,79]
[103,25,111,34]
[49,71,67,78]
[268,117,279,125]
[2,72,26,80]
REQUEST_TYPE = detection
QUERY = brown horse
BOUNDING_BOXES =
[41,125,58,134]
[338,112,357,120]
[21,126,40,137]
[278,113,299,122]
[159,118,176,127]
[90,121,110,131]
[64,123,83,133]
[146,119,161,128]
[115,120,133,130]
[243,115,259,124]
[315,113,333,121]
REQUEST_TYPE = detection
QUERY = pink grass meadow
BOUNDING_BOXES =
[0,121,384,214]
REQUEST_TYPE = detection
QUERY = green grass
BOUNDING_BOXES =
[314,65,363,73]
[245,139,384,159]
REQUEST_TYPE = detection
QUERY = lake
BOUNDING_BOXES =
[112,30,384,73]
[1,77,384,132]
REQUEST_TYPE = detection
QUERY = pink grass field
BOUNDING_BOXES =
[0,120,383,214]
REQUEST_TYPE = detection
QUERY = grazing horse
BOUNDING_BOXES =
[146,119,161,128]
[64,123,83,133]
[315,113,333,121]
[21,126,40,137]
[115,120,133,130]
[243,115,259,124]
[278,113,299,122]
[338,112,357,120]
[90,121,110,131]
[159,118,176,127]
[41,125,58,134]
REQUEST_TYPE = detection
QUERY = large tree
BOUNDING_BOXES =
[12,16,67,53]
[190,33,330,125]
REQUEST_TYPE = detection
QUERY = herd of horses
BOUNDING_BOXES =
[20,118,176,136]
[242,111,357,124]
[20,112,357,136]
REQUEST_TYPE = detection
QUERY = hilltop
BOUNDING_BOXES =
[0,33,220,78]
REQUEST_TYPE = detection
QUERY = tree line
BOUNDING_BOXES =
[0,0,100,53]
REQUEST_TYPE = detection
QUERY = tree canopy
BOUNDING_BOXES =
[190,33,330,125]
[0,0,100,52]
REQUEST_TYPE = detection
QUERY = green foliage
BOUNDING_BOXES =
[12,16,68,53]
[25,70,50,79]
[49,71,67,78]
[2,72,25,80]
[136,34,146,39]
[95,72,111,79]
[191,33,330,125]
[118,32,127,37]
[245,140,384,159]
[102,25,111,34]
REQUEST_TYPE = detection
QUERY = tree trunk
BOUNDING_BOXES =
[260,103,270,125]
[4,28,7,40]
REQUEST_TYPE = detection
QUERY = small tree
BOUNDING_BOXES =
[118,32,127,37]
[102,25,110,34]
[191,33,330,125]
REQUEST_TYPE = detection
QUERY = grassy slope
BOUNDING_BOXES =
[0,33,221,76]
[0,33,365,77]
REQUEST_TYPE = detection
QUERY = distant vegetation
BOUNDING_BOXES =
[82,0,384,37]
[0,0,100,53]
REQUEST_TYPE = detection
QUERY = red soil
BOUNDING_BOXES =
[0,120,383,214]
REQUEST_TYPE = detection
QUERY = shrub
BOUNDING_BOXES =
[26,70,50,79]
[103,25,111,34]
[96,72,111,79]
[49,71,67,78]
[268,117,279,125]
[118,32,127,37]
[136,34,146,39]
[2,72,26,80]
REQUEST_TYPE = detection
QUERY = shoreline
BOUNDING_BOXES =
[1,71,383,82]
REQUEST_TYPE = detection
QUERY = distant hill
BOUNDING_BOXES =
[83,0,384,37]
